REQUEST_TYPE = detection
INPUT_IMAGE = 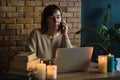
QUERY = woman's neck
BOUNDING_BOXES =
[47,30,58,36]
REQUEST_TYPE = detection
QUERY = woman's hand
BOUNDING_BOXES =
[60,19,68,36]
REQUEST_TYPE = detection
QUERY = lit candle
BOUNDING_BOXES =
[37,61,46,80]
[107,53,114,72]
[98,55,107,73]
[47,65,57,80]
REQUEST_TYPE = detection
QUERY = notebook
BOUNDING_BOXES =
[55,47,94,73]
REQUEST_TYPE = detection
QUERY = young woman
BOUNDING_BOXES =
[26,4,73,62]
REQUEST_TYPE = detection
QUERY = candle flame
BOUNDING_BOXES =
[41,60,43,64]
[109,53,111,56]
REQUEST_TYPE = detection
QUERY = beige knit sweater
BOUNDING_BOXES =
[26,29,73,60]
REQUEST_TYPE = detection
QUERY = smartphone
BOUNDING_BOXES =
[59,22,64,31]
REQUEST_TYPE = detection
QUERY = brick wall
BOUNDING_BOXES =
[0,0,81,73]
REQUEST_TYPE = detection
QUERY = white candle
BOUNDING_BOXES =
[47,65,57,80]
[98,55,107,73]
[37,61,46,80]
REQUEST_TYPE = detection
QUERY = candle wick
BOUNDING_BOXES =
[49,60,51,65]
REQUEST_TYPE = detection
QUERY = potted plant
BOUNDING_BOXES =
[76,4,120,55]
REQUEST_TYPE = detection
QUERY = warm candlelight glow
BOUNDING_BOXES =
[98,55,107,73]
[109,53,111,56]
[47,65,57,80]
[37,61,46,80]
[41,60,43,64]
[102,57,105,60]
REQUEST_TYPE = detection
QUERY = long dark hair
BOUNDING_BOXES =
[40,4,62,34]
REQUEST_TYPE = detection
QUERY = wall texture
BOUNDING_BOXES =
[0,0,81,73]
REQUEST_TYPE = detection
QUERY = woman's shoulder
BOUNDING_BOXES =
[31,29,41,35]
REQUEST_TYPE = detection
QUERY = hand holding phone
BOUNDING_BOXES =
[59,19,68,35]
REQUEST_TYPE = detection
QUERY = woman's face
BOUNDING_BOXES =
[47,9,62,31]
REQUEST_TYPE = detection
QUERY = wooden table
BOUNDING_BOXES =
[57,69,120,80]
[4,62,120,80]
[57,62,120,80]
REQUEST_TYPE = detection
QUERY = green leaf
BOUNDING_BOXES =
[102,4,111,27]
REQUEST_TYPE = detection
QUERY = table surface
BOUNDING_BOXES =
[57,69,120,80]
[4,62,120,80]
[33,62,120,80]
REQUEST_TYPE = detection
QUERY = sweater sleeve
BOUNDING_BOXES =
[26,30,37,53]
[61,35,74,48]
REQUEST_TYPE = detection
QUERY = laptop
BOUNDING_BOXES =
[55,47,94,73]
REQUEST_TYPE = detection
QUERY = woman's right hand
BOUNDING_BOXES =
[60,19,68,36]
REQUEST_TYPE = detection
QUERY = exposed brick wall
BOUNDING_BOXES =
[0,0,81,73]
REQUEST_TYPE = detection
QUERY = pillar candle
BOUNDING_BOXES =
[107,53,114,72]
[47,65,57,80]
[98,55,107,73]
[37,61,46,80]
